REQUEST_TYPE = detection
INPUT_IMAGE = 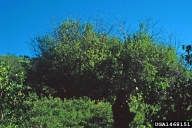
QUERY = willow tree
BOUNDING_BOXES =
[28,18,192,119]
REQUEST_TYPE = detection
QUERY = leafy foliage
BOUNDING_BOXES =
[0,60,30,126]
[26,18,192,121]
[0,55,28,84]
[1,17,192,127]
[23,96,113,128]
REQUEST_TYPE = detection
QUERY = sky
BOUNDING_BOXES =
[0,0,192,57]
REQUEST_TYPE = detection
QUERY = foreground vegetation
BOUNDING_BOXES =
[0,17,192,127]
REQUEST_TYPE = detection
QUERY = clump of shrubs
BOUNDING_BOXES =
[24,96,113,128]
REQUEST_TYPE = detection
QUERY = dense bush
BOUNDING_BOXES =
[23,93,166,128]
[0,60,31,126]
[0,92,162,128]
[22,96,113,128]
[27,19,181,99]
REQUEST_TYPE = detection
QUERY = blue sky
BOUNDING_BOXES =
[0,0,192,57]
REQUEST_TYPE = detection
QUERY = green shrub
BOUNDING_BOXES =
[0,61,30,126]
[23,96,113,128]
[129,92,161,128]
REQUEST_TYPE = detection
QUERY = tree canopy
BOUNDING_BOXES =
[28,18,191,101]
